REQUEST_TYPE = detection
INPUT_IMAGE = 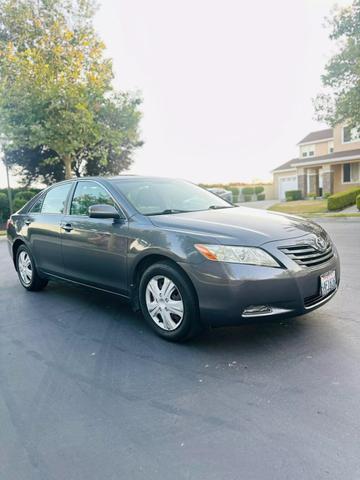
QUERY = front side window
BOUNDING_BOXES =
[343,162,360,183]
[70,181,116,216]
[41,183,72,214]
[343,126,360,143]
[110,178,232,215]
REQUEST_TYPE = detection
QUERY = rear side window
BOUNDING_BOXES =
[41,183,72,214]
[70,181,116,216]
[30,196,44,213]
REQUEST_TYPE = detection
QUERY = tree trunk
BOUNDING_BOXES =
[63,155,72,180]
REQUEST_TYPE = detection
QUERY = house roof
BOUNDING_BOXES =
[297,128,333,145]
[273,147,360,172]
[272,158,300,172]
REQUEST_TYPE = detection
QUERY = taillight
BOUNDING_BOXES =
[6,218,13,230]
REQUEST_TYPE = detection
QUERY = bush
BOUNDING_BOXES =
[285,190,302,201]
[307,192,317,200]
[242,187,254,196]
[257,193,265,201]
[13,190,37,211]
[228,186,239,203]
[327,186,360,211]
[0,192,9,223]
[254,185,264,195]
[244,194,252,202]
[323,192,331,199]
[357,194,360,211]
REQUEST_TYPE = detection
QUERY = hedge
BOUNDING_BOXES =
[254,186,264,195]
[242,187,254,196]
[244,194,252,202]
[285,190,302,201]
[356,194,360,211]
[327,186,360,211]
[257,193,265,201]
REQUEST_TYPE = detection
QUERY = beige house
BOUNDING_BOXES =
[273,125,360,200]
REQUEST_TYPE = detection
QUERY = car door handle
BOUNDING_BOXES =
[61,223,73,232]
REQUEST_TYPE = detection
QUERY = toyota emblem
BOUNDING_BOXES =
[315,236,327,252]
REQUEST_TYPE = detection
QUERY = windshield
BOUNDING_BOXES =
[110,178,232,215]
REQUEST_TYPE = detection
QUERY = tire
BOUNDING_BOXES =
[16,245,48,292]
[139,261,203,342]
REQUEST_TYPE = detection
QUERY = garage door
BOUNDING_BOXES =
[279,176,297,200]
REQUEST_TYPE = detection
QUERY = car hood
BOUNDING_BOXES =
[149,207,324,246]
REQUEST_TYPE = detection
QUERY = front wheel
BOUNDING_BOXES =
[16,245,48,291]
[139,262,203,342]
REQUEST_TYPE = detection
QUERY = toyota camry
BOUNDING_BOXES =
[6,176,340,341]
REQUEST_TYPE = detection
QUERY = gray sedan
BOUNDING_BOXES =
[6,176,340,341]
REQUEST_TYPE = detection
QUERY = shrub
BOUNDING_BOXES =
[242,187,254,196]
[244,194,252,202]
[356,194,360,211]
[257,193,265,201]
[307,192,317,200]
[13,191,37,211]
[285,190,302,201]
[228,186,239,203]
[254,185,264,195]
[0,192,9,223]
[327,186,360,211]
[323,192,331,199]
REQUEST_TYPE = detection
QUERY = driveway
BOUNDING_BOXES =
[1,220,360,480]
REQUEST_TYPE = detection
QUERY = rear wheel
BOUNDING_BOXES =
[139,262,203,341]
[16,245,48,291]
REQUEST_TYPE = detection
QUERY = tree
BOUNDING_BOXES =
[314,1,360,127]
[0,0,142,181]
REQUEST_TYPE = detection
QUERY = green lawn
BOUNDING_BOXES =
[0,230,6,236]
[269,200,328,215]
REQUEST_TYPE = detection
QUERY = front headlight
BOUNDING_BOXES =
[194,244,280,267]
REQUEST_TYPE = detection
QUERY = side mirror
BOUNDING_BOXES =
[88,204,124,220]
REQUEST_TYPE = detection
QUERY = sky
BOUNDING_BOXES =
[0,0,351,188]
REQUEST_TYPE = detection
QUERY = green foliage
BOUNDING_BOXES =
[257,194,265,201]
[307,192,317,200]
[13,190,37,211]
[0,0,142,182]
[328,186,360,211]
[227,186,239,203]
[244,194,252,202]
[357,194,360,211]
[285,190,302,201]
[242,187,254,196]
[254,186,264,195]
[314,1,360,126]
[0,192,8,222]
[323,192,331,199]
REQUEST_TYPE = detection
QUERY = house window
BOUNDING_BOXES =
[343,162,360,183]
[301,144,315,157]
[328,141,334,153]
[343,126,360,143]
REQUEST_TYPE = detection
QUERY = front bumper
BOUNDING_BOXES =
[180,239,340,327]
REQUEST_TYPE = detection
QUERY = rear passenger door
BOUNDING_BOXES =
[25,182,73,275]
[61,180,129,294]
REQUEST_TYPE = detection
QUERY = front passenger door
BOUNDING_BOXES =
[61,181,128,294]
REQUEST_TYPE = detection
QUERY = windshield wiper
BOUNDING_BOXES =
[208,205,233,210]
[147,209,189,216]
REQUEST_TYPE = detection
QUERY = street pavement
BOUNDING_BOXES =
[0,220,360,480]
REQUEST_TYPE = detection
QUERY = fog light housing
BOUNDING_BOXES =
[242,305,273,316]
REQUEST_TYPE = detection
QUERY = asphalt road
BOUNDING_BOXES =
[1,219,360,480]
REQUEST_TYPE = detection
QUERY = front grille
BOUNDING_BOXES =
[279,243,334,267]
[304,289,335,308]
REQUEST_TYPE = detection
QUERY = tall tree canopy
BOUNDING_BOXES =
[0,0,142,184]
[314,0,360,127]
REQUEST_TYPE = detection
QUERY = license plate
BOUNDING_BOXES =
[320,270,337,297]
